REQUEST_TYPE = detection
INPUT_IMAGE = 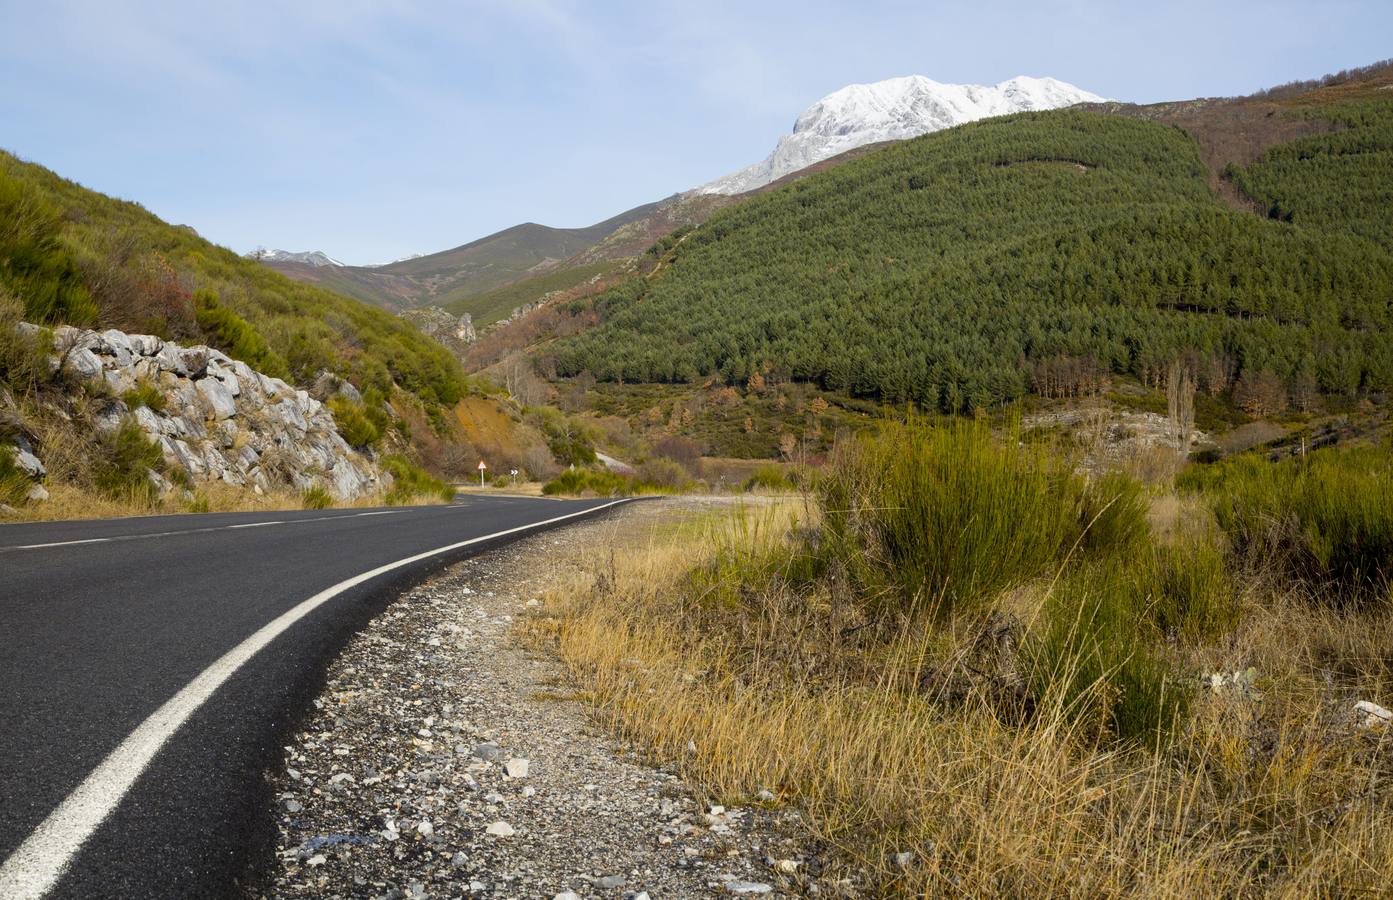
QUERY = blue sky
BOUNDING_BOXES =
[2,1,1388,265]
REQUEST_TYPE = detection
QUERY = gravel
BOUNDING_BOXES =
[262,500,837,898]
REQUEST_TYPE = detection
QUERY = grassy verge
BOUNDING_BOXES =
[527,424,1393,896]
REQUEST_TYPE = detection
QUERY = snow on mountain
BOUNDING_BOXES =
[697,75,1106,195]
[363,252,424,268]
[249,248,344,267]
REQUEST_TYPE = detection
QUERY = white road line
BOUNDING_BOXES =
[0,508,416,551]
[4,538,111,551]
[0,498,630,900]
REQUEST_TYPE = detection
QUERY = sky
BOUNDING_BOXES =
[2,1,1389,265]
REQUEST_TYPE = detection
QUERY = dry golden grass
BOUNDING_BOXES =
[3,480,454,522]
[528,499,1393,898]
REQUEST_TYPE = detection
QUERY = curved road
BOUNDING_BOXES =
[0,495,628,898]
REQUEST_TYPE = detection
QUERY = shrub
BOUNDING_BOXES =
[193,289,288,378]
[0,286,52,392]
[542,467,631,497]
[743,464,793,493]
[327,395,382,448]
[0,173,98,324]
[1,445,33,505]
[652,434,702,472]
[1077,472,1151,560]
[92,418,163,503]
[636,457,690,491]
[1180,447,1393,605]
[300,484,333,509]
[121,377,166,413]
[1146,534,1239,639]
[819,418,1093,617]
[1029,559,1191,742]
[382,454,455,504]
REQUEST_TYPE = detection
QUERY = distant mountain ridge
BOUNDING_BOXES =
[257,201,662,312]
[697,75,1105,194]
[250,248,344,267]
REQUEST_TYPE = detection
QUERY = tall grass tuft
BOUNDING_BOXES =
[382,454,456,504]
[121,377,166,413]
[1029,559,1191,741]
[92,418,164,504]
[300,485,333,509]
[742,463,794,493]
[0,446,34,506]
[1181,446,1393,605]
[818,418,1146,618]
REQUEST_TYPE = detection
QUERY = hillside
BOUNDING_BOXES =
[0,150,465,411]
[546,71,1393,413]
[262,201,662,312]
[440,149,899,330]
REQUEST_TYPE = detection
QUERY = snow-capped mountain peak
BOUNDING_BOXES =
[248,248,344,267]
[698,74,1106,195]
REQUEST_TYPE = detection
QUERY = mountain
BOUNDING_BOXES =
[259,202,662,313]
[249,248,344,267]
[545,63,1393,411]
[697,75,1105,195]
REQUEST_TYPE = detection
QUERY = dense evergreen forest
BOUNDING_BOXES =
[551,100,1393,412]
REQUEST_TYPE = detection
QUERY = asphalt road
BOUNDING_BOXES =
[0,495,627,898]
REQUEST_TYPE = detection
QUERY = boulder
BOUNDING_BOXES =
[207,360,241,397]
[196,378,237,420]
[63,347,103,381]
[161,437,206,477]
[103,367,136,396]
[31,321,384,501]
[9,445,46,479]
[93,400,129,435]
[127,333,164,357]
[132,404,165,437]
[99,329,134,367]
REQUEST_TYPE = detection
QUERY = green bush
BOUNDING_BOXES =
[0,286,52,392]
[1029,559,1191,742]
[743,463,793,492]
[819,418,1099,617]
[193,289,288,378]
[92,418,164,502]
[300,484,333,509]
[327,395,382,448]
[1,445,34,506]
[1078,473,1151,560]
[1180,446,1393,605]
[121,377,166,413]
[382,454,455,504]
[636,457,691,491]
[542,467,631,497]
[0,173,97,324]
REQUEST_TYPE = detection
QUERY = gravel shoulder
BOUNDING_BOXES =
[260,498,809,899]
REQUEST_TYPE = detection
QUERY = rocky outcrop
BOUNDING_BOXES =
[10,324,383,501]
[400,307,476,358]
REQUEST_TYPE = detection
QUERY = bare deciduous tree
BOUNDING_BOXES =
[1167,360,1195,452]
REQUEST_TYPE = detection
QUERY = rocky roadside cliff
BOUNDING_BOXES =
[3,323,383,505]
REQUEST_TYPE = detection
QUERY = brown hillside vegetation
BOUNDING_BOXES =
[1082,58,1393,210]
